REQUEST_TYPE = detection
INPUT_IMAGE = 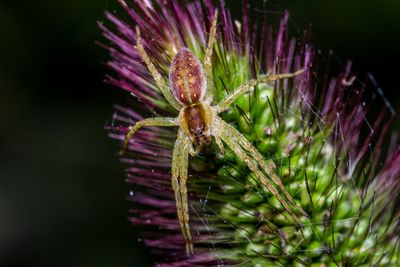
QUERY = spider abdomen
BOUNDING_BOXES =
[169,48,206,105]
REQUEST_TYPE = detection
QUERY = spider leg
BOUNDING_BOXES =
[204,10,218,103]
[217,117,308,218]
[189,145,201,157]
[120,117,178,156]
[215,69,305,113]
[214,117,304,227]
[172,132,194,256]
[135,27,182,111]
[214,135,225,154]
[179,139,193,255]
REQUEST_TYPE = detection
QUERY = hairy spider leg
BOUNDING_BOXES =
[179,139,193,255]
[135,27,182,111]
[119,117,178,155]
[216,69,305,113]
[217,117,308,218]
[214,135,225,154]
[172,133,194,255]
[215,117,303,226]
[189,145,201,157]
[204,10,219,103]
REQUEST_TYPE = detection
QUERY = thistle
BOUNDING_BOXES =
[100,0,400,266]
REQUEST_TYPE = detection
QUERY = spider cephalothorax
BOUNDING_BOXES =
[120,10,307,256]
[180,103,213,147]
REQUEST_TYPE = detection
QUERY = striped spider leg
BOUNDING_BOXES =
[215,69,305,112]
[213,117,307,226]
[120,11,219,256]
[212,70,308,226]
[171,130,193,255]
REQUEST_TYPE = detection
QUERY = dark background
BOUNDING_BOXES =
[0,0,399,266]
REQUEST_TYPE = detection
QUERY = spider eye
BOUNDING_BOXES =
[191,127,204,136]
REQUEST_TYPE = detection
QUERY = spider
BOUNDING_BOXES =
[120,11,307,256]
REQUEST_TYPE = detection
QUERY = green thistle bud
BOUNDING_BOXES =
[101,0,400,265]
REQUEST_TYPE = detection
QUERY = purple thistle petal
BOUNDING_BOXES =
[242,0,250,54]
[274,11,289,73]
[220,0,236,52]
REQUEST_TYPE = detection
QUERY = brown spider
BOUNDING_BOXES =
[120,11,307,256]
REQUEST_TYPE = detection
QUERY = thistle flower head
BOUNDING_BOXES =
[100,0,400,265]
